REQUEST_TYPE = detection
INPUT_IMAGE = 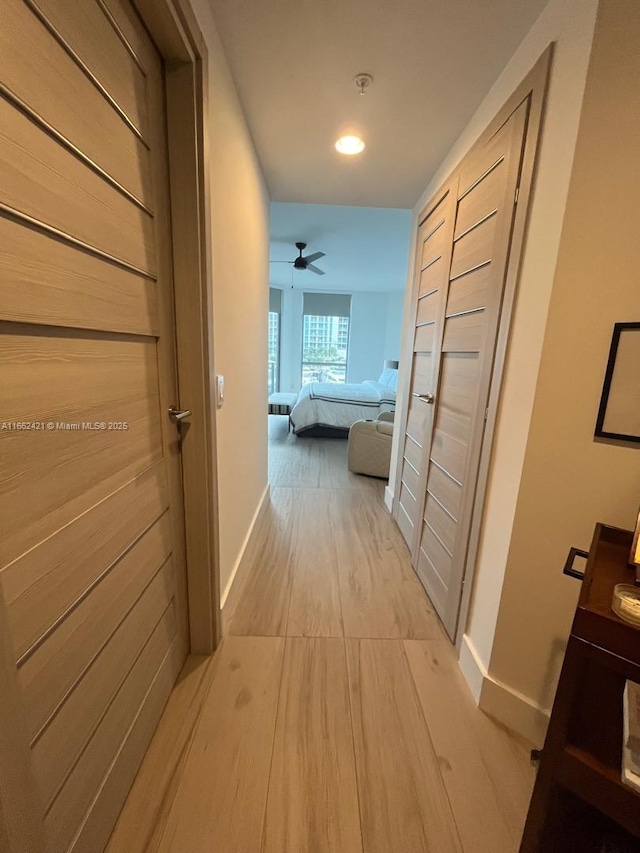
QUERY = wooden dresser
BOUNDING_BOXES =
[520,523,640,853]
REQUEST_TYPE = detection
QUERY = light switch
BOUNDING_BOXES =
[216,375,224,409]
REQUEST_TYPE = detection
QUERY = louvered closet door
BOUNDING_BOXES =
[0,2,189,851]
[399,100,529,639]
[396,184,458,549]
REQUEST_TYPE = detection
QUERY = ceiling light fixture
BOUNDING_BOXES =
[335,135,366,155]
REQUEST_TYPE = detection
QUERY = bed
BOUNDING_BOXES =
[289,368,398,437]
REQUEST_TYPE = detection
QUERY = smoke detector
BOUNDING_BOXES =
[354,73,373,95]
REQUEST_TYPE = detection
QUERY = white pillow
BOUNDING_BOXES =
[378,368,398,390]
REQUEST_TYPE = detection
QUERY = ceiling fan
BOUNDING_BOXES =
[271,242,326,275]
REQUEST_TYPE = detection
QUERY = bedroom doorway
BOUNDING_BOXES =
[266,203,409,488]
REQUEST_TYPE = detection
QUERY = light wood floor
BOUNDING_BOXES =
[107,417,534,853]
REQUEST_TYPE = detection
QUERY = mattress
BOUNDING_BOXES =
[290,379,396,435]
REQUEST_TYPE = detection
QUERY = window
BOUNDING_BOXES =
[302,293,351,384]
[268,288,282,394]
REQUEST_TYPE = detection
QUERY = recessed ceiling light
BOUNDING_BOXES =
[335,135,365,156]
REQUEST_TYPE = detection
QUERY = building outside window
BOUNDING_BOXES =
[302,293,351,384]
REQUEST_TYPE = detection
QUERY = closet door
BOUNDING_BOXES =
[395,182,457,550]
[396,98,530,639]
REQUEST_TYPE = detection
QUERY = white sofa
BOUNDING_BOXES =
[347,412,395,479]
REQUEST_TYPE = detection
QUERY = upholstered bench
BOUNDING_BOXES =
[268,392,298,431]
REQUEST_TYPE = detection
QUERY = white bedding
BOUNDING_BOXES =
[290,376,397,434]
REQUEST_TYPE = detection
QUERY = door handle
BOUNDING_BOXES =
[412,393,435,404]
[168,405,192,423]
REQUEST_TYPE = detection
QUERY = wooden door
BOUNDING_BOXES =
[396,100,529,638]
[395,182,457,549]
[0,1,189,850]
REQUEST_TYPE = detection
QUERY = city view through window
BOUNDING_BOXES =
[302,314,350,384]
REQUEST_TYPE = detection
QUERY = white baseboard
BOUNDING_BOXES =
[384,485,394,512]
[219,483,270,611]
[479,673,550,748]
[458,633,550,747]
[458,634,487,703]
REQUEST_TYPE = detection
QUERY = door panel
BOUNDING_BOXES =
[414,322,435,351]
[0,2,189,851]
[424,493,456,554]
[4,463,167,660]
[20,515,174,741]
[420,523,453,585]
[399,483,419,518]
[397,502,415,546]
[420,220,447,268]
[1,0,152,203]
[409,351,433,394]
[419,256,445,296]
[442,312,486,352]
[45,606,181,853]
[425,463,462,522]
[2,327,163,565]
[32,0,150,139]
[400,458,421,498]
[449,214,496,279]
[30,558,175,809]
[453,164,504,239]
[430,428,468,485]
[0,216,158,335]
[434,352,478,444]
[406,405,427,446]
[416,548,446,614]
[416,290,440,326]
[403,435,422,470]
[445,264,491,317]
[0,98,155,272]
[396,186,459,551]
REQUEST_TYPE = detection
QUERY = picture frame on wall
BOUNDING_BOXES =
[595,322,640,443]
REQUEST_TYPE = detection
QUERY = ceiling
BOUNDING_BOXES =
[270,202,412,292]
[209,0,548,207]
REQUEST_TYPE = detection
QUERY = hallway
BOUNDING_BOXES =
[107,418,535,853]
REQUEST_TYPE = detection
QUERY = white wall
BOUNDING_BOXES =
[275,288,404,390]
[388,0,600,742]
[384,292,404,364]
[348,292,404,383]
[188,0,270,605]
[462,0,599,706]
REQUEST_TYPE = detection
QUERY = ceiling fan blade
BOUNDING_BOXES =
[302,251,325,264]
[270,260,294,264]
[307,263,325,276]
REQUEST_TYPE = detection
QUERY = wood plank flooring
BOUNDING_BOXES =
[107,417,534,853]
[262,637,362,853]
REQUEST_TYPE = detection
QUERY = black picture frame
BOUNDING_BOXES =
[562,546,589,581]
[594,322,640,443]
